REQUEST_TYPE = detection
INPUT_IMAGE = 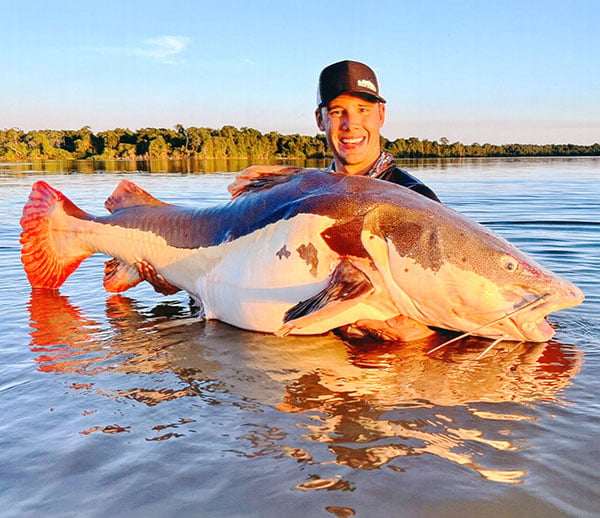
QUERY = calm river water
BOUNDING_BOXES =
[0,157,598,517]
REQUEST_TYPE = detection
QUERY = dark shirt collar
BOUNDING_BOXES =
[326,151,396,178]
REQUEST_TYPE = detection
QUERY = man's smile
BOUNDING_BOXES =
[340,136,366,148]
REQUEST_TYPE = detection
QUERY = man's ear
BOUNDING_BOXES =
[315,107,326,131]
[378,103,386,128]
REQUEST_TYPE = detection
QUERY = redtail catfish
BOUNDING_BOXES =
[20,167,584,343]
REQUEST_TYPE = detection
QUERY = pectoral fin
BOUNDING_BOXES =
[277,260,374,336]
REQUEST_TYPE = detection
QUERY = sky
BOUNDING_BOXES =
[2,0,599,145]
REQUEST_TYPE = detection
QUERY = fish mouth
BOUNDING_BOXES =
[506,284,584,342]
[426,283,583,356]
[508,314,555,342]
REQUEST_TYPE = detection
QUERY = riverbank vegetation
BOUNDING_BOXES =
[1,126,598,161]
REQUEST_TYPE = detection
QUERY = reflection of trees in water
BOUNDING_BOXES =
[27,290,582,485]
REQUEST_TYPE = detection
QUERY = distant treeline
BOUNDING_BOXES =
[1,126,598,161]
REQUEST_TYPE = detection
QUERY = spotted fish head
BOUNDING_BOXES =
[362,201,584,342]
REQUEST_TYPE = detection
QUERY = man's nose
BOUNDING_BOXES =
[341,111,359,130]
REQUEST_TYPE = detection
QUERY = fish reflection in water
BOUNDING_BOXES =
[27,290,582,485]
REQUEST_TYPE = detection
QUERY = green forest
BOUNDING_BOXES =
[1,125,598,161]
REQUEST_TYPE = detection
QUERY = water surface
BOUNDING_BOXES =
[1,157,598,517]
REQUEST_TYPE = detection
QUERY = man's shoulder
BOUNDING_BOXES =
[378,166,421,186]
[377,165,441,202]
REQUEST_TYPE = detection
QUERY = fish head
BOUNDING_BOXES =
[362,200,584,342]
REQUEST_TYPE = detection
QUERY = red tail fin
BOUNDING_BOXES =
[20,181,94,289]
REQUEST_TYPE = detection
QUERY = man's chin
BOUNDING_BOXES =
[336,152,378,173]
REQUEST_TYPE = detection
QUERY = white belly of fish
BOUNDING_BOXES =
[190,214,344,333]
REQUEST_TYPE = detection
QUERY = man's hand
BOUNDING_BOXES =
[135,260,181,295]
[337,315,435,342]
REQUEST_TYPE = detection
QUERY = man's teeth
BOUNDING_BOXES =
[341,138,363,144]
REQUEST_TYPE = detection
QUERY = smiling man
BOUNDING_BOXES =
[315,60,440,202]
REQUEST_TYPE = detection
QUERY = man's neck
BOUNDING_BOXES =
[334,155,380,176]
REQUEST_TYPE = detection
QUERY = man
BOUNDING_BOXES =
[315,59,440,201]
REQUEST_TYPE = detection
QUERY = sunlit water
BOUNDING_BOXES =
[1,157,598,517]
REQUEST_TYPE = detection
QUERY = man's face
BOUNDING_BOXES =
[315,94,385,175]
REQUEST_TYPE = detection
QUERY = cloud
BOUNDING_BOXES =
[134,35,191,65]
[90,35,191,65]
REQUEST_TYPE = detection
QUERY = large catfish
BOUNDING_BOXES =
[20,167,583,343]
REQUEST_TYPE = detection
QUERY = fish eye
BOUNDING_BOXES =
[501,255,519,272]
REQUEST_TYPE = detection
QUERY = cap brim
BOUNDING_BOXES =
[351,90,386,104]
[319,90,386,107]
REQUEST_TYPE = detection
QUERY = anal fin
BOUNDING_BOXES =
[277,260,373,336]
[103,258,142,293]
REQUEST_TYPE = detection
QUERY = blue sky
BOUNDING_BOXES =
[2,0,598,144]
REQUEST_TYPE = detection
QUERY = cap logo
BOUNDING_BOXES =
[357,79,376,92]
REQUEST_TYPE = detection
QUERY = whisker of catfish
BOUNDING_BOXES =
[506,341,525,355]
[476,338,504,360]
[476,337,528,361]
[426,332,471,355]
[426,294,547,356]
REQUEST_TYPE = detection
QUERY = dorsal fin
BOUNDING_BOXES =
[105,179,170,213]
[227,166,304,199]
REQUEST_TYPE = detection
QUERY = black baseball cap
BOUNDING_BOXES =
[317,60,386,108]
